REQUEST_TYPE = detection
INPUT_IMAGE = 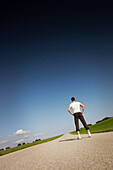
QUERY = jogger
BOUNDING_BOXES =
[74,112,89,131]
[68,97,91,139]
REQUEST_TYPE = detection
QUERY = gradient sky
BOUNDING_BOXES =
[0,2,113,149]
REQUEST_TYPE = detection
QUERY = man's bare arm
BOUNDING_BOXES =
[80,104,85,113]
[68,106,73,116]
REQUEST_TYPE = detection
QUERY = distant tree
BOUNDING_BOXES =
[35,139,41,142]
[87,124,92,126]
[23,142,25,145]
[6,147,10,150]
[18,143,21,146]
[96,120,101,124]
[96,117,111,124]
[0,148,4,151]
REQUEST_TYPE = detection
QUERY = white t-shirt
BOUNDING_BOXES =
[69,102,81,114]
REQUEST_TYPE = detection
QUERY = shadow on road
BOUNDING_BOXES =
[59,138,77,142]
[59,136,89,142]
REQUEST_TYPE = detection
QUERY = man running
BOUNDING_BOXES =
[68,97,91,139]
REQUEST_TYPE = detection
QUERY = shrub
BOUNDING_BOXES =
[96,117,111,124]
[6,147,10,150]
[23,143,25,145]
[35,139,41,142]
[18,143,21,146]
[88,124,92,126]
[0,148,4,151]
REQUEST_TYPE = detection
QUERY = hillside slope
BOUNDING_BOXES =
[70,117,113,135]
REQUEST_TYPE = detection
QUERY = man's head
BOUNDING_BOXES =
[71,97,75,102]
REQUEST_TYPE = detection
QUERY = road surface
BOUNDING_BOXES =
[0,132,113,170]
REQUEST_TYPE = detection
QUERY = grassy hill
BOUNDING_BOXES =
[70,117,113,135]
[0,134,63,157]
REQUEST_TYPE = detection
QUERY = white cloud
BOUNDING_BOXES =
[24,134,31,138]
[23,132,44,140]
[4,131,44,148]
[33,133,44,137]
[14,139,25,144]
[14,129,30,136]
[28,137,33,141]
[0,140,8,144]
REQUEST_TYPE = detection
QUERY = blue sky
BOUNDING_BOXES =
[0,2,113,149]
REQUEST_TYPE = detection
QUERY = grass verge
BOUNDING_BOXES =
[70,117,113,135]
[0,134,63,157]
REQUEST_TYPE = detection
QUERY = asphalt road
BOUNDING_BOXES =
[0,132,113,170]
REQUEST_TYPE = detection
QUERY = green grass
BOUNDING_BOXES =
[70,117,113,135]
[0,134,63,156]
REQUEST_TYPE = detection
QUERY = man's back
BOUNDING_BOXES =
[69,101,81,114]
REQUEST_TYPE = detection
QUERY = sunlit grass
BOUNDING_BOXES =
[70,117,113,135]
[0,134,63,156]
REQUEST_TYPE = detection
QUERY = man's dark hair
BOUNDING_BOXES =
[71,97,75,102]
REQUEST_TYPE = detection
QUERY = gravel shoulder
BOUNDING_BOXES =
[0,132,113,170]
